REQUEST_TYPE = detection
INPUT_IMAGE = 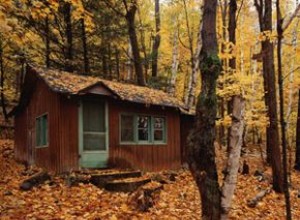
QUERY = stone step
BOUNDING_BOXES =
[105,177,151,193]
[90,170,142,187]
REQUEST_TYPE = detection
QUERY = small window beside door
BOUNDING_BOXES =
[36,114,48,147]
[120,114,166,144]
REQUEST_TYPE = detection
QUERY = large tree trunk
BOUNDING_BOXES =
[254,0,283,193]
[188,0,222,219]
[151,0,160,77]
[63,2,73,72]
[221,1,245,218]
[125,4,146,86]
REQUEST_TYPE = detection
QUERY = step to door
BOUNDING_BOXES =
[90,171,142,187]
[105,177,151,193]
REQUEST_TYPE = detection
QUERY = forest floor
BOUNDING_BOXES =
[1,139,300,219]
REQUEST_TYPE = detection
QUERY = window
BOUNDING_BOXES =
[36,114,48,147]
[120,115,134,142]
[120,114,166,144]
[82,100,106,151]
[138,116,150,141]
[153,117,165,142]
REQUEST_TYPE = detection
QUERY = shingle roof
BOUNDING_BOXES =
[32,66,185,109]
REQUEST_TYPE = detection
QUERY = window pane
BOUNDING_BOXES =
[83,101,105,132]
[36,118,41,146]
[154,117,164,129]
[83,133,106,151]
[154,117,165,142]
[138,116,149,141]
[42,115,48,145]
[36,115,48,146]
[154,130,163,141]
[121,115,134,142]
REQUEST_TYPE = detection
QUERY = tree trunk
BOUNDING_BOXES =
[63,2,73,72]
[115,48,120,80]
[295,89,300,170]
[126,40,134,81]
[188,0,222,219]
[125,4,146,86]
[221,96,245,219]
[220,1,245,218]
[168,26,179,95]
[0,39,8,121]
[254,0,283,193]
[276,1,292,218]
[81,18,89,75]
[151,0,160,77]
[45,16,50,68]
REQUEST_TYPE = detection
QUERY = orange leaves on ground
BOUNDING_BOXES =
[1,140,300,219]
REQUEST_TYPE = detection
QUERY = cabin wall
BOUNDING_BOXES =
[14,79,78,173]
[180,115,194,163]
[108,100,181,171]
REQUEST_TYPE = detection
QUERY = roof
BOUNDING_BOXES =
[30,66,185,109]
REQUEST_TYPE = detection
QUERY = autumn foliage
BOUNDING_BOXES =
[0,140,300,219]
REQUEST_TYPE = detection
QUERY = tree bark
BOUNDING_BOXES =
[63,2,73,72]
[125,3,146,86]
[220,1,245,218]
[45,16,50,68]
[81,18,89,75]
[151,0,160,77]
[168,25,179,95]
[276,1,292,218]
[188,0,222,219]
[295,89,300,170]
[0,39,8,121]
[254,0,283,193]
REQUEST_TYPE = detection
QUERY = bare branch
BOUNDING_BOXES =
[282,4,300,32]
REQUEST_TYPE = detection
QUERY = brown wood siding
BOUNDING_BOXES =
[180,115,194,163]
[108,100,181,171]
[59,96,79,172]
[14,79,79,173]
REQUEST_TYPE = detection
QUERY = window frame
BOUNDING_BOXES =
[35,113,49,148]
[119,113,167,145]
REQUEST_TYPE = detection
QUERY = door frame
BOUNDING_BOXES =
[78,98,109,168]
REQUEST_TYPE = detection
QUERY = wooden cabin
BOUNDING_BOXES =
[11,65,191,173]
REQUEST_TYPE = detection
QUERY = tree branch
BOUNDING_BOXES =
[282,4,300,32]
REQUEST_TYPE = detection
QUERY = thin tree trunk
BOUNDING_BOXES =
[115,48,120,80]
[186,1,203,108]
[188,0,222,219]
[254,0,283,193]
[221,1,245,218]
[0,39,8,121]
[168,26,179,95]
[81,18,89,75]
[125,3,146,86]
[126,40,134,81]
[276,1,292,218]
[151,0,160,77]
[221,96,245,219]
[295,89,300,170]
[137,9,149,77]
[63,2,73,72]
[45,16,50,68]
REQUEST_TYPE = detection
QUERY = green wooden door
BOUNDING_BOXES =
[79,99,108,168]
